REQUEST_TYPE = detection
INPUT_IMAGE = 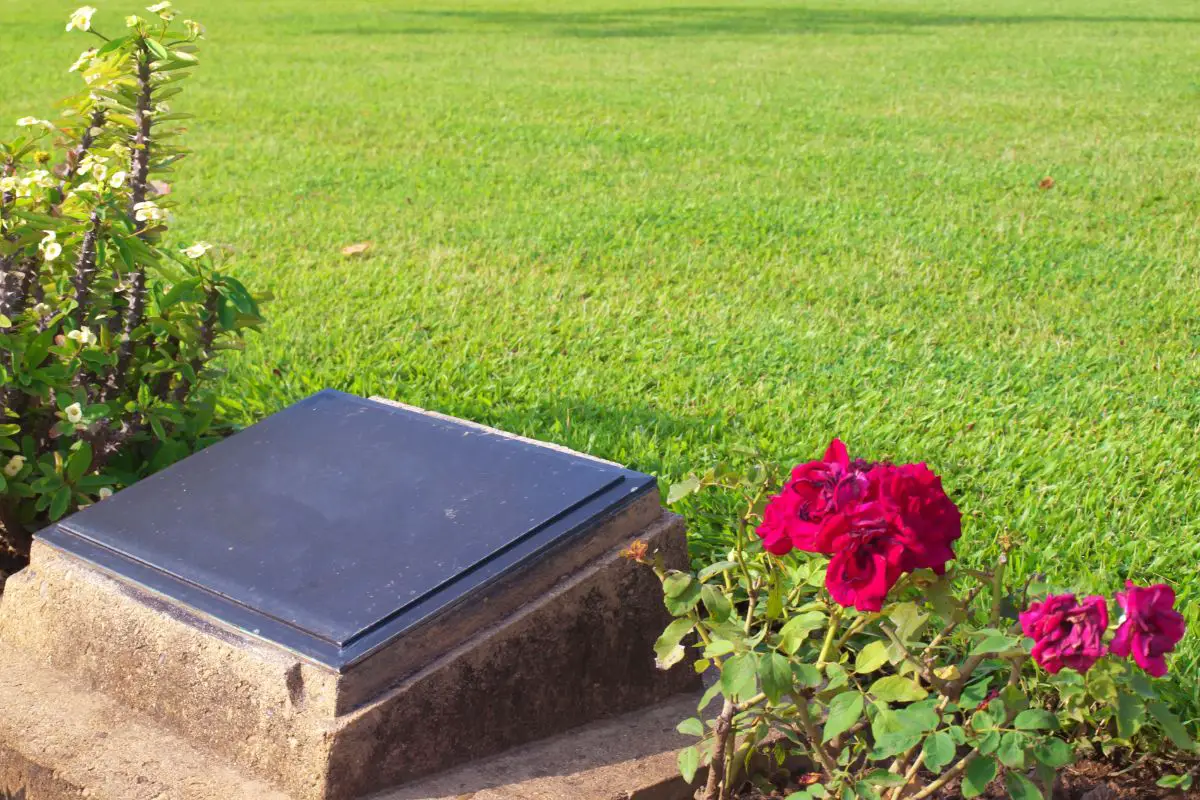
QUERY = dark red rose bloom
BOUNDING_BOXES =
[817,502,910,612]
[758,443,962,612]
[1019,593,1109,675]
[755,439,872,555]
[1110,582,1186,678]
[870,463,962,575]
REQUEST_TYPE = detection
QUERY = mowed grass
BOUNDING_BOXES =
[3,0,1200,711]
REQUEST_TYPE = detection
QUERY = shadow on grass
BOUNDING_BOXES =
[321,5,1200,38]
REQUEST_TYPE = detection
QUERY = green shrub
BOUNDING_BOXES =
[0,4,265,572]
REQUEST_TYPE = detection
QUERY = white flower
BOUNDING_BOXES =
[32,303,51,317]
[109,170,127,188]
[26,170,54,189]
[73,181,101,194]
[133,200,166,223]
[98,487,113,499]
[69,48,97,72]
[183,241,212,259]
[64,403,84,424]
[146,1,174,19]
[0,176,16,194]
[39,231,61,262]
[125,14,142,27]
[3,456,25,478]
[184,18,205,38]
[76,154,107,177]
[16,117,51,129]
[67,327,97,346]
[66,6,97,32]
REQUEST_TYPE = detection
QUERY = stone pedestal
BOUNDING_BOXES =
[0,392,696,799]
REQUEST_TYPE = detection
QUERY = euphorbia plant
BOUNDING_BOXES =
[634,440,1194,800]
[0,4,264,573]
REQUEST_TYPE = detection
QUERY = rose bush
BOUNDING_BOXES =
[638,441,1195,800]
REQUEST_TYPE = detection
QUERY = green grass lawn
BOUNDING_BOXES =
[3,0,1200,709]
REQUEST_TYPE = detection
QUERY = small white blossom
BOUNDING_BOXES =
[66,6,97,31]
[3,456,25,478]
[98,487,114,499]
[125,14,143,27]
[146,1,174,19]
[67,327,97,346]
[184,18,205,38]
[133,200,166,223]
[16,117,51,129]
[43,242,62,261]
[65,403,84,424]
[73,181,101,194]
[0,176,16,194]
[32,303,51,317]
[109,170,127,188]
[69,48,97,72]
[26,170,54,189]
[183,241,212,259]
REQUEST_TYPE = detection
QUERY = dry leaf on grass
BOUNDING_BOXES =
[341,242,372,256]
[1038,176,1055,190]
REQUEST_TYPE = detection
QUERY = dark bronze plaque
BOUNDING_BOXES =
[40,391,655,669]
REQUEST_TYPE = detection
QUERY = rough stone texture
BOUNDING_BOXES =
[378,691,703,800]
[0,643,292,800]
[328,513,697,798]
[0,511,695,799]
[0,540,340,798]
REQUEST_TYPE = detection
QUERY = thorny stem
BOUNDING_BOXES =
[108,42,154,400]
[702,699,737,800]
[72,212,102,324]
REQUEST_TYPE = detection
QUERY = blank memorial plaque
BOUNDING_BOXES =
[40,391,656,669]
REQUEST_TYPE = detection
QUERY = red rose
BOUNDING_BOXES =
[1019,593,1109,675]
[755,439,872,555]
[818,502,910,612]
[1110,582,1186,678]
[871,463,962,575]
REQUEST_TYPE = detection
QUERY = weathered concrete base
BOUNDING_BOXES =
[0,636,700,800]
[0,642,290,800]
[0,509,696,798]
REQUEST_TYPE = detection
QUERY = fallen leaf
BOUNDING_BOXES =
[1038,176,1055,190]
[341,242,371,256]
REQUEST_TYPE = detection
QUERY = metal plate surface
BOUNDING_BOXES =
[40,390,655,669]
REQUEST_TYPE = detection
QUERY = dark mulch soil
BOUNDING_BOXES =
[739,759,1199,799]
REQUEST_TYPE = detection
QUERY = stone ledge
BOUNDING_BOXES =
[0,643,291,800]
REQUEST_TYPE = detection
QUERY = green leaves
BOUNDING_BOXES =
[961,755,996,798]
[1032,738,1073,768]
[822,691,864,743]
[1148,700,1196,752]
[677,746,701,783]
[758,652,792,704]
[869,675,928,703]
[853,641,889,674]
[654,618,693,669]
[779,611,826,654]
[1116,692,1144,740]
[700,584,732,622]
[1004,771,1044,800]
[921,731,955,772]
[663,572,702,615]
[720,652,758,702]
[1013,709,1058,731]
